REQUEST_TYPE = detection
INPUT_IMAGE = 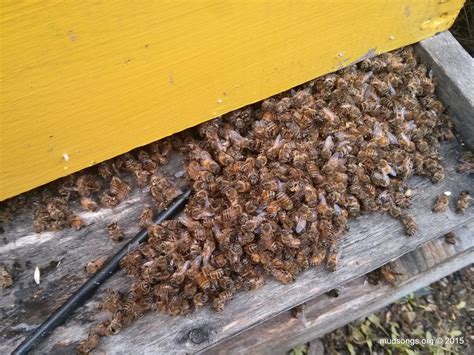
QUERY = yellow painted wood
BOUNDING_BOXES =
[0,0,464,200]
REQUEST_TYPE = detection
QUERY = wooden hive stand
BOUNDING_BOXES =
[0,4,473,351]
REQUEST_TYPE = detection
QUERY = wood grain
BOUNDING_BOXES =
[1,141,472,354]
[205,222,473,354]
[415,31,474,149]
[0,1,465,200]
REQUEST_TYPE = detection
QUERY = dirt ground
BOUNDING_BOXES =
[290,265,473,355]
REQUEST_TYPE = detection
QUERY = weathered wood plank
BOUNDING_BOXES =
[415,31,474,149]
[0,1,465,200]
[205,222,474,354]
[1,141,471,354]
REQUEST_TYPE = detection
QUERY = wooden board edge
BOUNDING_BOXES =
[415,31,474,149]
[204,222,473,354]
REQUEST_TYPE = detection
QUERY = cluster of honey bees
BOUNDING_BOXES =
[76,47,470,353]
[32,196,83,233]
[2,134,177,233]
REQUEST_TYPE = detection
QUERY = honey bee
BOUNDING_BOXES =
[256,154,268,168]
[107,223,124,242]
[444,231,456,245]
[210,254,226,269]
[0,265,13,288]
[400,213,417,236]
[456,191,471,213]
[94,321,112,337]
[76,175,102,197]
[217,151,234,166]
[206,268,224,280]
[137,150,157,172]
[304,184,318,207]
[323,152,343,174]
[318,219,334,239]
[195,273,211,291]
[305,162,321,183]
[456,152,474,174]
[325,240,339,272]
[76,331,101,354]
[97,161,114,180]
[341,104,362,119]
[200,151,220,174]
[212,290,234,312]
[109,176,131,201]
[346,195,360,216]
[221,205,242,224]
[133,169,150,187]
[281,233,301,248]
[432,192,450,213]
[170,261,190,286]
[68,214,84,231]
[272,269,293,284]
[309,248,326,267]
[379,264,401,285]
[276,191,294,210]
[371,172,390,187]
[139,207,154,228]
[193,292,209,308]
[108,311,125,335]
[235,180,251,193]
[80,197,99,212]
[117,153,142,173]
[357,147,378,162]
[321,135,334,159]
[85,256,108,274]
[264,120,280,138]
[291,303,306,324]
[323,74,337,89]
[100,192,120,208]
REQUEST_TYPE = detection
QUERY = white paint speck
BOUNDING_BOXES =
[63,153,70,162]
[444,191,452,196]
[34,267,41,285]
[216,98,223,104]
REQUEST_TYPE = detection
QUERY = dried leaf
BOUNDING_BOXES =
[290,344,307,355]
[366,339,373,353]
[401,311,416,324]
[360,323,372,337]
[455,301,466,309]
[352,327,365,343]
[368,314,381,328]
[449,330,462,337]
[346,342,356,355]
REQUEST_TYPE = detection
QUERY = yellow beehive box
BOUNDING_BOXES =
[0,0,464,200]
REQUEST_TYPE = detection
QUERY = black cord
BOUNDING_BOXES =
[13,188,191,355]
